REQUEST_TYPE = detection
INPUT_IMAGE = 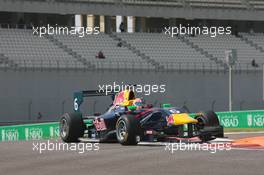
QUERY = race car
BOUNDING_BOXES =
[59,88,224,145]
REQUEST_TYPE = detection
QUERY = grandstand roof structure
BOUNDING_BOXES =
[0,0,264,21]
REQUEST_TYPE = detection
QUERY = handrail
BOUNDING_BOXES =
[1,59,261,72]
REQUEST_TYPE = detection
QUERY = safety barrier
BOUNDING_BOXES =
[0,122,59,142]
[217,110,264,128]
[1,110,264,141]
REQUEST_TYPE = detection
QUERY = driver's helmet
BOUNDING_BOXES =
[133,98,143,109]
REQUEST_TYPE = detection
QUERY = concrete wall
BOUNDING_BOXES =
[0,69,263,122]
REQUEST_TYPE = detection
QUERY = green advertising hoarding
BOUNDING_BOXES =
[0,110,264,141]
[217,110,264,128]
[0,122,59,142]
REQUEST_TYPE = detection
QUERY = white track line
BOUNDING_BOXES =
[211,138,234,142]
[225,131,264,135]
[231,147,264,151]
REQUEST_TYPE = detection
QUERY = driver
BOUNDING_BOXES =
[132,98,143,110]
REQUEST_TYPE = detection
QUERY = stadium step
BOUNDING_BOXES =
[108,33,164,71]
[238,34,264,53]
[43,34,95,69]
[178,35,228,69]
[0,53,19,69]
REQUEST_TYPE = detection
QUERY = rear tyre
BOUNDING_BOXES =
[59,113,85,143]
[116,114,140,145]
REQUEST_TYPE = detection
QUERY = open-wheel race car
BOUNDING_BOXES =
[59,88,224,145]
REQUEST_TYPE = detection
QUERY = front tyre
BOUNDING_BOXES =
[59,113,85,143]
[195,111,223,142]
[195,111,220,128]
[116,114,140,145]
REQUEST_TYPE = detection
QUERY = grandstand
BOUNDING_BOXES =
[240,33,264,51]
[0,28,85,69]
[187,34,264,69]
[53,33,153,70]
[116,32,221,70]
[0,27,263,71]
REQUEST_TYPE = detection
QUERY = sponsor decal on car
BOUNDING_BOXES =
[93,118,107,131]
[146,130,153,135]
[166,115,175,125]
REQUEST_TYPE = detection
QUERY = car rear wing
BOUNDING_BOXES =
[82,90,116,97]
[73,90,117,112]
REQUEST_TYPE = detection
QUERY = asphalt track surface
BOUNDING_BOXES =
[0,133,263,175]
